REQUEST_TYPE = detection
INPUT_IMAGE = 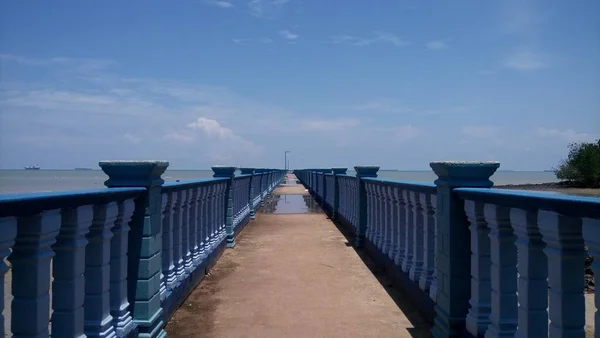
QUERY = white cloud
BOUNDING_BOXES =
[535,127,597,143]
[123,133,141,144]
[330,31,409,47]
[426,40,449,50]
[187,117,237,139]
[210,1,234,8]
[351,99,413,113]
[350,99,470,115]
[233,37,274,45]
[504,51,550,70]
[163,132,195,143]
[299,118,359,132]
[248,0,290,18]
[278,30,298,40]
[233,38,251,45]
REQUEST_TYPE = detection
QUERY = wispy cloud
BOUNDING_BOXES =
[351,99,413,114]
[248,0,291,18]
[278,30,298,40]
[351,99,470,116]
[503,50,550,70]
[535,127,598,143]
[299,118,359,132]
[0,54,116,72]
[206,0,234,8]
[123,133,141,144]
[330,31,409,47]
[425,39,450,50]
[233,37,274,45]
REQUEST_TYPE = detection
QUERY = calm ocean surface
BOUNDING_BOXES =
[0,169,559,194]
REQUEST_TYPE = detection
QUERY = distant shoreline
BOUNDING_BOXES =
[495,182,600,197]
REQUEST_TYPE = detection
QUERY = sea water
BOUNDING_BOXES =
[0,169,559,194]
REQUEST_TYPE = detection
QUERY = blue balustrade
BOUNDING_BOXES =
[294,162,600,338]
[0,161,285,338]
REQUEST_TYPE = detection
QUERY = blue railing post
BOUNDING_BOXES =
[331,168,347,221]
[99,160,169,338]
[429,161,499,338]
[212,166,237,248]
[354,166,379,248]
[240,168,256,219]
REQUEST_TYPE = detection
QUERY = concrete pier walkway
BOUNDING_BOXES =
[165,176,431,338]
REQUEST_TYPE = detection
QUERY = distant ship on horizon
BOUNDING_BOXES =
[24,164,40,170]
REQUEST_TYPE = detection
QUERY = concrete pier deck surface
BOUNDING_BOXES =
[165,176,431,338]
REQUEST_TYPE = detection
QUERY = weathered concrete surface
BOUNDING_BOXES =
[165,209,431,337]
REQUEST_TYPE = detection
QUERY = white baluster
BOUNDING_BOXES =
[110,199,135,336]
[208,185,217,250]
[409,191,424,282]
[364,183,373,241]
[418,193,435,292]
[9,210,61,338]
[539,210,586,338]
[187,187,198,271]
[85,202,118,338]
[197,186,206,260]
[163,191,177,289]
[375,185,384,250]
[173,189,186,281]
[182,188,192,275]
[582,217,599,338]
[51,206,93,338]
[484,203,517,338]
[511,208,548,338]
[464,200,491,337]
[394,188,407,268]
[401,189,414,273]
[0,217,17,336]
[429,195,438,302]
[387,186,399,261]
[193,186,204,265]
[159,194,168,301]
[382,186,392,255]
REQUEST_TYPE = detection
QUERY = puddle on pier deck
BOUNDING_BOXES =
[260,178,322,214]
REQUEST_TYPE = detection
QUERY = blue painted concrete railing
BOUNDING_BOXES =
[295,162,600,338]
[0,161,285,338]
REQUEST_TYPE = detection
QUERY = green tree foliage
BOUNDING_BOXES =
[555,139,600,187]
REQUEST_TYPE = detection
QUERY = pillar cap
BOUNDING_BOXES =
[212,165,237,178]
[332,168,348,175]
[239,167,255,175]
[354,165,380,178]
[430,161,500,187]
[99,160,169,188]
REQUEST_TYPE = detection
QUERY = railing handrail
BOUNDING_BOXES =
[361,177,436,194]
[162,177,229,191]
[0,187,146,217]
[455,187,600,218]
[233,174,253,179]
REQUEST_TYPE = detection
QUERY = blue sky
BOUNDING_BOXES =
[1,0,598,170]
